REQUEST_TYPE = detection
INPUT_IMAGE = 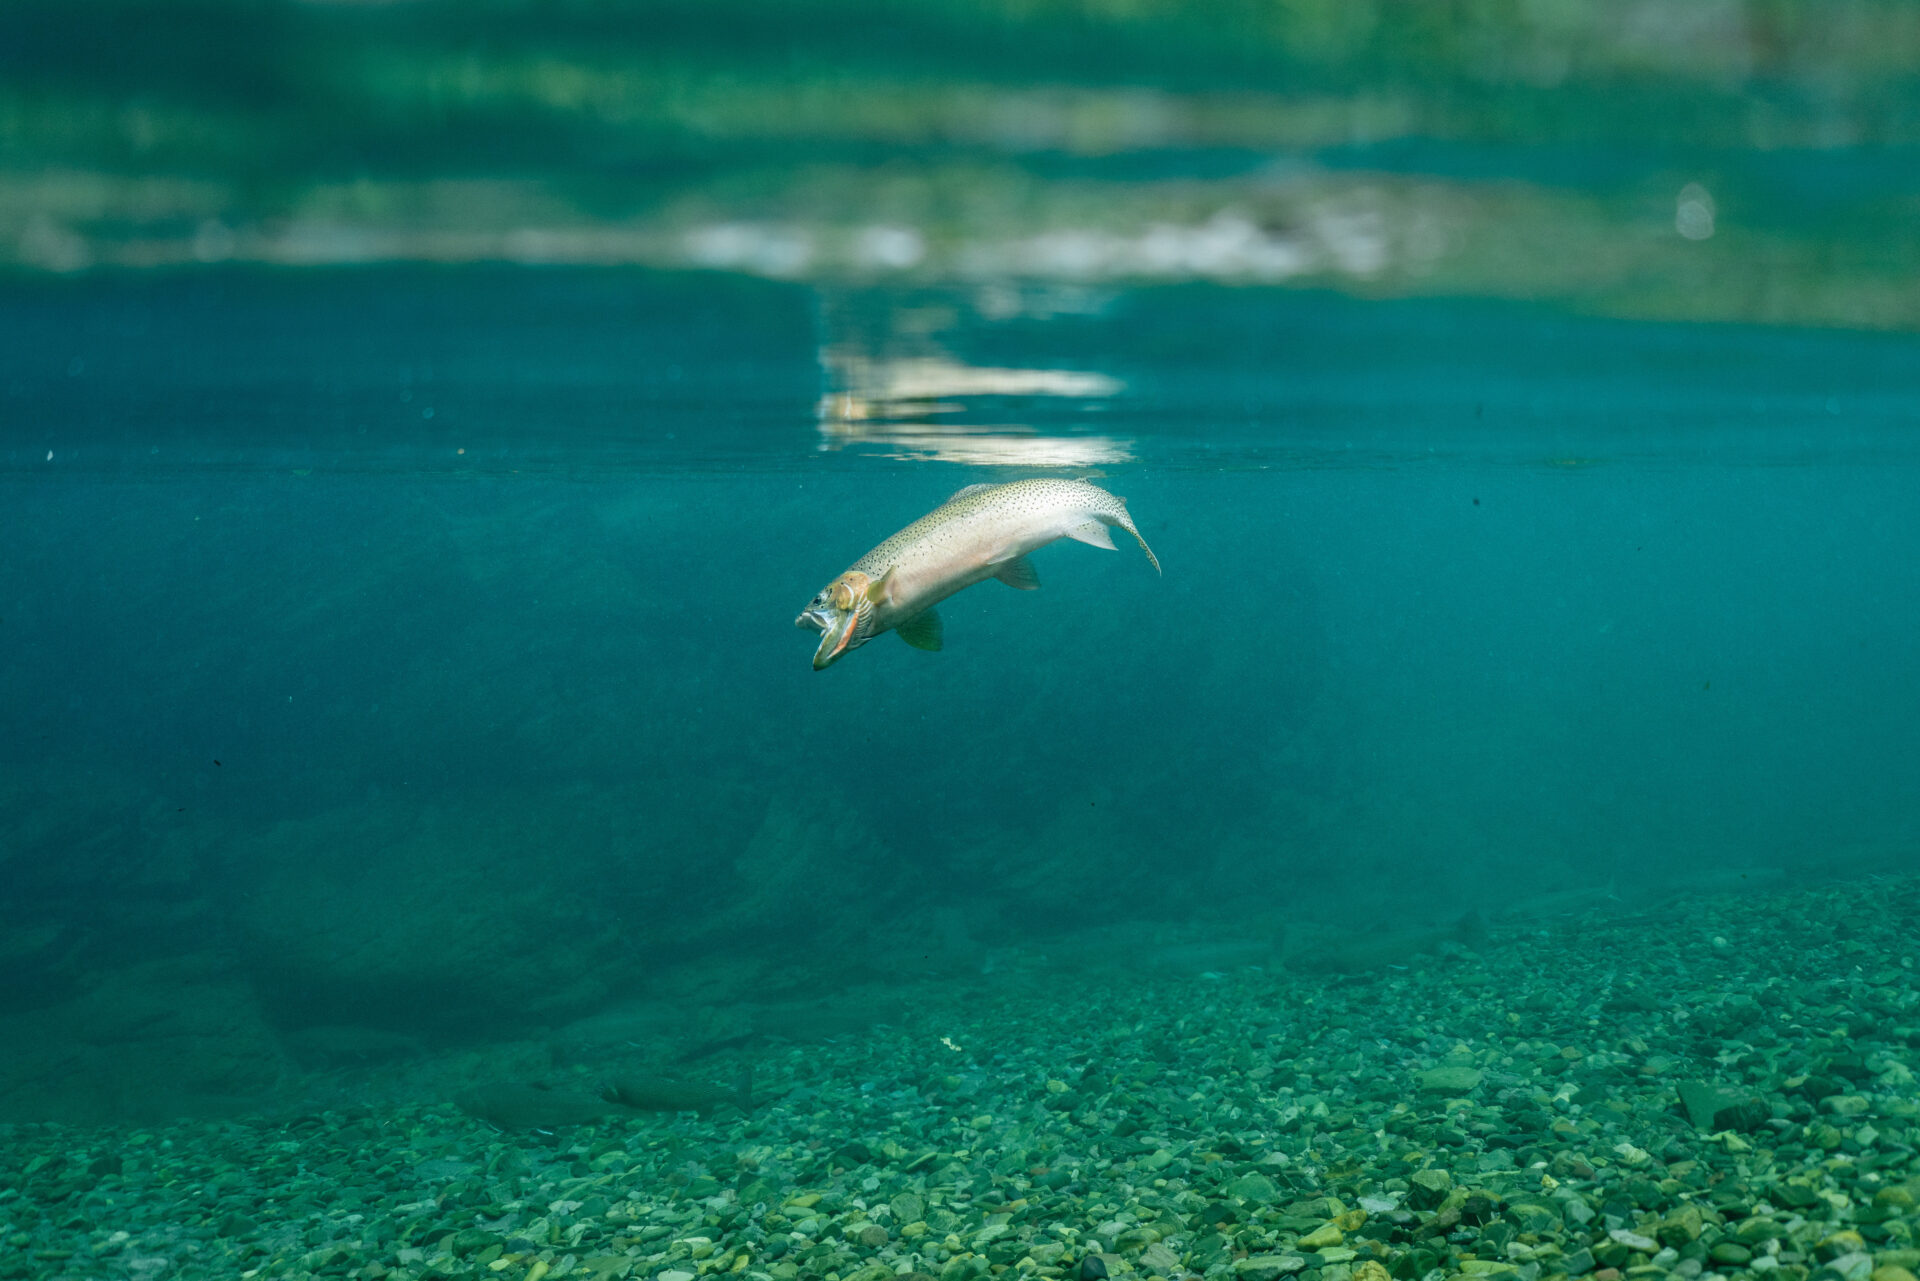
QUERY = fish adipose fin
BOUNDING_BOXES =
[1063,520,1117,551]
[994,555,1041,590]
[896,608,944,651]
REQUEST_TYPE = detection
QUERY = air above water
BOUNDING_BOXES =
[2,5,1919,1281]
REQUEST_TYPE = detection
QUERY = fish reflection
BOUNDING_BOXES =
[817,340,1130,465]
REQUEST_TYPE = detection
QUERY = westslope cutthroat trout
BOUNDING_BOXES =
[795,478,1160,670]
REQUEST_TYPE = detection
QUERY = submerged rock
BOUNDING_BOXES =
[454,1082,622,1130]
[553,1002,689,1054]
[673,995,905,1062]
[601,1070,751,1114]
[1409,1168,1452,1209]
[1286,914,1482,974]
[234,798,630,1029]
[0,956,286,1123]
[10,865,1919,1281]
[282,1024,426,1067]
[1676,1080,1767,1131]
[1419,1064,1484,1094]
[1136,938,1280,974]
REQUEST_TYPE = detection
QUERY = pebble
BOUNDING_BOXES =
[1418,1065,1484,1094]
[1409,1168,1453,1209]
[1298,1222,1345,1249]
[1831,1255,1876,1281]
[3,872,1917,1281]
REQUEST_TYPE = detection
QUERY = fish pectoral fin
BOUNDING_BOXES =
[993,555,1041,590]
[867,565,899,606]
[895,608,944,651]
[1063,519,1118,551]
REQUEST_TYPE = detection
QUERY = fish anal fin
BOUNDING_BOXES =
[994,555,1041,590]
[896,608,943,651]
[1064,519,1118,551]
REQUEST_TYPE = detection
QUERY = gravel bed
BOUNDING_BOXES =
[4,874,1917,1281]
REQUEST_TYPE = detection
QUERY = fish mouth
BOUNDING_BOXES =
[809,609,862,670]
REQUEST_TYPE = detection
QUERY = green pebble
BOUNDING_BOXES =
[1409,1169,1453,1209]
[1227,1173,1280,1204]
[1418,1066,1484,1095]
[1593,1242,1632,1268]
[449,1228,504,1258]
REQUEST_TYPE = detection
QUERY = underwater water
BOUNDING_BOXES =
[9,0,1920,1272]
[3,259,1920,1281]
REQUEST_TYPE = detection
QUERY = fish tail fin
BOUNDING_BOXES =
[1113,498,1162,575]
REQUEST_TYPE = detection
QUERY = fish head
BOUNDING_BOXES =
[795,569,885,669]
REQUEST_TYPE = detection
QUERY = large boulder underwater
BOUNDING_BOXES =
[0,954,289,1124]
[227,781,914,1034]
[231,794,632,1032]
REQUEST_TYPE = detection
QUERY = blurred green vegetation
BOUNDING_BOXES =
[3,0,1917,326]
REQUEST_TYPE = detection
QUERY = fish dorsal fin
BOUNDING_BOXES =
[896,608,943,651]
[1063,519,1118,551]
[866,565,899,606]
[947,482,995,503]
[994,555,1041,590]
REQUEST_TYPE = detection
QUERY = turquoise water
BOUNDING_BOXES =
[5,266,1917,1054]
[7,6,1920,1276]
